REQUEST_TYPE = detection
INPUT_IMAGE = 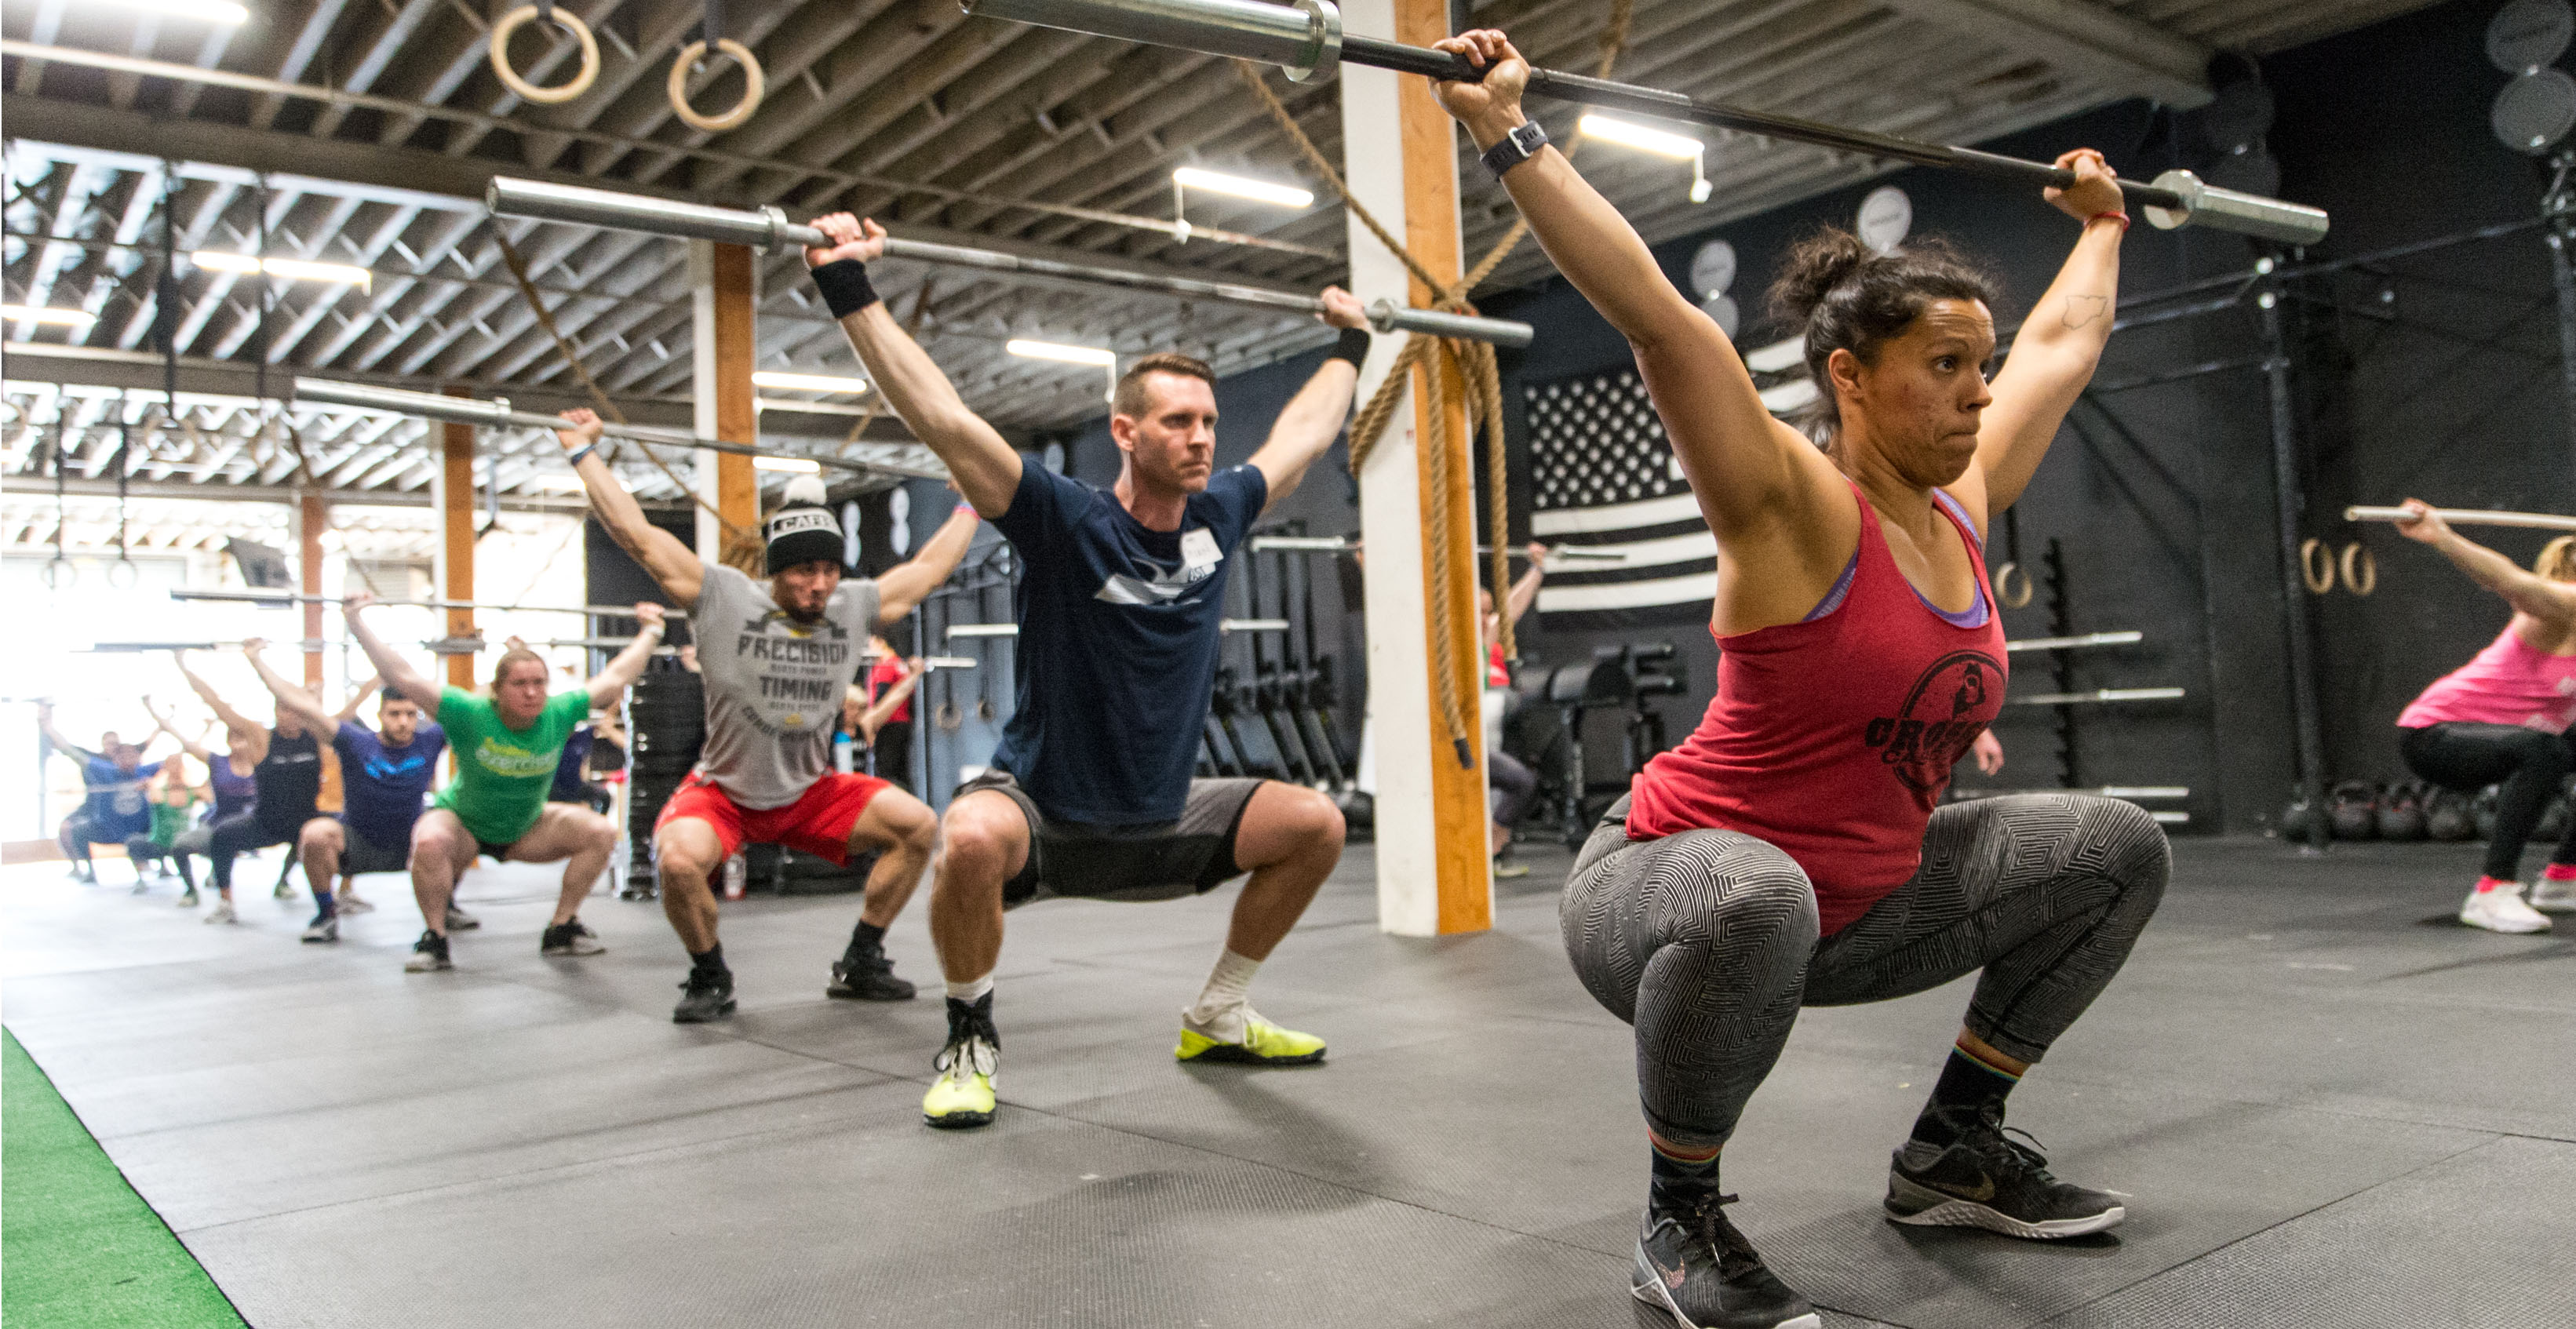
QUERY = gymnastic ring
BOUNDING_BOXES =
[975,697,996,723]
[2340,541,2377,597]
[105,558,140,590]
[934,700,963,732]
[487,6,601,106]
[1992,561,2034,610]
[2299,537,2336,594]
[40,557,75,591]
[667,39,763,133]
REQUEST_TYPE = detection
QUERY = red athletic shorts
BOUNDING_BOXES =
[654,771,891,866]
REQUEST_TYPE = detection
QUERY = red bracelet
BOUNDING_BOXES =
[2089,209,2130,231]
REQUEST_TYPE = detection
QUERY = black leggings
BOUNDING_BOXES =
[2399,723,2576,880]
[205,813,293,894]
[1489,749,1537,828]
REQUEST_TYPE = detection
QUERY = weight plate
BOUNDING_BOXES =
[2490,0,2574,72]
[1857,185,1912,254]
[1689,238,1737,299]
[2199,77,2275,150]
[2493,68,2576,154]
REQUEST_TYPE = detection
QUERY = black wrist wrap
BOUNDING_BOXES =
[1326,326,1373,368]
[811,260,880,319]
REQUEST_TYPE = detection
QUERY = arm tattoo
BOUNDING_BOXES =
[2060,293,2108,331]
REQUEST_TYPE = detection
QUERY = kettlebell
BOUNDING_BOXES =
[2376,781,2428,842]
[2425,788,2476,841]
[2279,791,2325,843]
[2328,780,2380,841]
[2541,793,2571,843]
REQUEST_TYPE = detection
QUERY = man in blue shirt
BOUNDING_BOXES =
[38,702,168,884]
[808,211,1370,1130]
[246,649,446,944]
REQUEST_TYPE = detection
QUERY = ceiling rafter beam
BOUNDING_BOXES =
[1875,0,2211,107]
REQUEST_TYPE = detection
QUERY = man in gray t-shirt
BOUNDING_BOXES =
[558,410,979,1023]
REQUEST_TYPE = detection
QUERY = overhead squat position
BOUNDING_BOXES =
[1434,30,2167,1329]
[559,410,977,1022]
[37,701,167,887]
[809,211,1360,1130]
[241,650,445,945]
[2386,499,2576,933]
[169,649,327,925]
[344,592,662,972]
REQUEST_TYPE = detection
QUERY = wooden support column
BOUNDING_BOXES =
[297,490,326,688]
[432,399,475,690]
[1342,0,1492,936]
[691,240,760,562]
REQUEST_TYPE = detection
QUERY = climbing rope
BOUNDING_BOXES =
[1230,1,1634,766]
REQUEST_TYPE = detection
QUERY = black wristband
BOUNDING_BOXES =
[809,260,880,319]
[1325,326,1372,368]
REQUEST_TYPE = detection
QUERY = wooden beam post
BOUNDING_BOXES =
[1341,0,1492,937]
[432,401,475,690]
[297,490,326,688]
[691,240,760,563]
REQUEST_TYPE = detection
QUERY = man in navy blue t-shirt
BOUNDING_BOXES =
[248,651,445,944]
[811,210,1369,1130]
[38,702,168,883]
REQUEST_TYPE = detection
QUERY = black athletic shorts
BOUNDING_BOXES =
[337,818,412,876]
[954,770,1262,910]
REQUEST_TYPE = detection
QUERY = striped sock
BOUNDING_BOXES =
[1647,1134,1722,1212]
[1911,1040,2024,1147]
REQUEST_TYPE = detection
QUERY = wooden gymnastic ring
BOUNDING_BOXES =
[2300,537,2336,594]
[934,700,962,732]
[487,6,601,106]
[1992,561,2034,610]
[2340,541,2376,597]
[667,39,764,133]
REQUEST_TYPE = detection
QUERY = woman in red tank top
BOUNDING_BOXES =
[1436,32,2171,1329]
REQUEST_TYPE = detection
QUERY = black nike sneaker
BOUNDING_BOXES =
[1886,1104,2126,1238]
[825,935,916,1001]
[672,968,737,1024]
[1630,1191,1819,1329]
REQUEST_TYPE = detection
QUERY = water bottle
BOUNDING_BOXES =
[833,730,854,775]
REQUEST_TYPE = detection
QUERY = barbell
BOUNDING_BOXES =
[170,588,691,620]
[958,0,2330,246]
[485,177,1534,348]
[291,377,946,482]
[2345,504,2576,533]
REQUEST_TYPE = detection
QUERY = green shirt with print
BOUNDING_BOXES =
[432,686,592,844]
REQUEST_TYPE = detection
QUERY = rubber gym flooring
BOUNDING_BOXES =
[4,836,2571,1328]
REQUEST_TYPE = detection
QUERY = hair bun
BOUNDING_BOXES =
[1766,227,1875,326]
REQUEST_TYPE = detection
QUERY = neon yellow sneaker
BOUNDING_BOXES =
[923,994,999,1129]
[1174,1007,1327,1065]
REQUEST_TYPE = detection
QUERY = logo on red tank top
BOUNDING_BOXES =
[1863,650,2004,792]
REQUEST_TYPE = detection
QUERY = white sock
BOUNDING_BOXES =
[1186,949,1261,1034]
[946,972,994,1004]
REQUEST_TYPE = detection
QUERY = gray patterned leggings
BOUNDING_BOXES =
[1561,793,2168,1149]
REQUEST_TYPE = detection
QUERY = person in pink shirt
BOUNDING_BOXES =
[2390,499,2576,933]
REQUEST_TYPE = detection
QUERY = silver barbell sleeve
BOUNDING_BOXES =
[2345,504,2576,533]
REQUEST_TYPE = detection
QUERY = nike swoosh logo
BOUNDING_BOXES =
[1951,1174,1997,1203]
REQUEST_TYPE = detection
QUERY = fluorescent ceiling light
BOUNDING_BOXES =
[104,0,249,22]
[529,474,587,492]
[1006,339,1117,367]
[191,252,372,289]
[1171,167,1314,209]
[1,304,97,329]
[751,370,870,395]
[752,456,823,474]
[1579,115,1703,158]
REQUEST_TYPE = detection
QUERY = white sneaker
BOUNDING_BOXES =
[337,894,376,915]
[2530,877,2576,914]
[2459,882,2552,934]
[203,900,238,925]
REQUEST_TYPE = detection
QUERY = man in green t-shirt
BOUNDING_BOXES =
[346,592,665,973]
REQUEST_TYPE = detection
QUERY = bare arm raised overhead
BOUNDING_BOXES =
[876,501,980,624]
[342,594,443,712]
[1428,31,1827,550]
[241,639,338,735]
[557,409,704,609]
[584,603,666,708]
[1247,288,1369,511]
[2395,500,2576,626]
[804,215,1022,519]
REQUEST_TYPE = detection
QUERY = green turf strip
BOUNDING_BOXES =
[4,1029,247,1329]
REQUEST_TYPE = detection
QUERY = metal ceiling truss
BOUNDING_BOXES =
[5,0,2428,500]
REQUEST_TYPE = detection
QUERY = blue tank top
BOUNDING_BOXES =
[210,757,257,821]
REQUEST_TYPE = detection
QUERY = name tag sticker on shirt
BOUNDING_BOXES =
[1180,527,1223,572]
